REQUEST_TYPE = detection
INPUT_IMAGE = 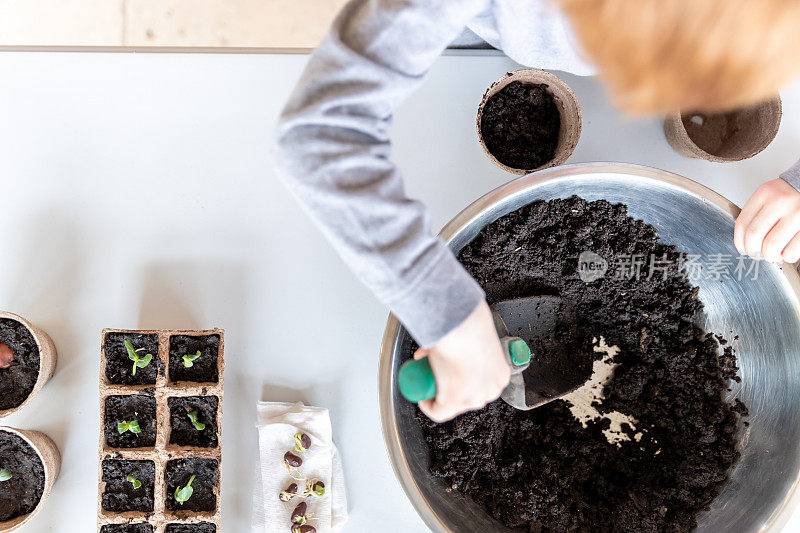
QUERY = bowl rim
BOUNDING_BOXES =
[378,161,800,533]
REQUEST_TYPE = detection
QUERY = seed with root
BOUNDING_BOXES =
[306,479,325,497]
[291,501,308,524]
[0,344,14,369]
[279,483,298,502]
[291,525,316,533]
[294,432,312,453]
[284,452,302,468]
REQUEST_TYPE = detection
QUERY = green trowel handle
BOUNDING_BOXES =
[398,337,532,404]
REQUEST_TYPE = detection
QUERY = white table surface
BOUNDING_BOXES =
[0,51,799,533]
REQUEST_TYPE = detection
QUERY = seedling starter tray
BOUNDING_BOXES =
[98,329,225,533]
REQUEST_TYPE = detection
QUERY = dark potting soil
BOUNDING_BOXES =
[100,524,154,533]
[104,394,158,449]
[480,81,560,171]
[0,318,40,411]
[104,333,161,386]
[101,459,156,513]
[168,396,219,448]
[168,335,220,384]
[414,196,746,532]
[165,523,217,533]
[0,431,45,522]
[165,458,218,512]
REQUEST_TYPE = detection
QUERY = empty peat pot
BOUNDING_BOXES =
[0,427,61,532]
[664,96,782,162]
[477,69,582,174]
[0,311,57,419]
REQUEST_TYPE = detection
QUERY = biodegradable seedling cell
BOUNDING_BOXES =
[98,329,224,533]
[165,523,216,533]
[168,397,219,448]
[164,459,219,512]
[104,333,161,386]
[101,460,156,513]
[168,335,221,384]
[104,395,158,449]
[100,524,154,533]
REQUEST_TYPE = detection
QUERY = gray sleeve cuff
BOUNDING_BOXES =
[386,242,485,348]
[780,159,800,192]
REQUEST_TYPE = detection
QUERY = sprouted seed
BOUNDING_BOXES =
[174,474,195,505]
[125,340,153,377]
[182,350,201,368]
[117,419,142,435]
[126,474,142,489]
[187,409,206,431]
[0,469,11,482]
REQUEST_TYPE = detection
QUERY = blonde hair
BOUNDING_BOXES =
[558,0,800,113]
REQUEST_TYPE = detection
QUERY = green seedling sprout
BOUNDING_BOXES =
[124,340,153,377]
[182,350,201,368]
[126,474,142,489]
[187,409,206,431]
[0,469,11,482]
[174,474,195,505]
[117,419,142,435]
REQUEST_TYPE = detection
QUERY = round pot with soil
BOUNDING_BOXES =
[0,427,61,532]
[663,96,782,162]
[0,311,57,418]
[477,69,582,174]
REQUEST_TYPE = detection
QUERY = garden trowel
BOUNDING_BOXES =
[398,295,590,410]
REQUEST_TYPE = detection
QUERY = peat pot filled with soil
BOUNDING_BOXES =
[0,427,61,532]
[165,523,217,533]
[0,311,57,418]
[168,396,220,448]
[164,458,219,513]
[477,69,582,174]
[379,164,800,533]
[99,524,154,533]
[100,459,156,514]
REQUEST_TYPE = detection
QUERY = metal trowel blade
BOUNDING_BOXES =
[491,295,591,410]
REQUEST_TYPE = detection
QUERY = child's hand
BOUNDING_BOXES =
[414,301,511,423]
[735,178,800,263]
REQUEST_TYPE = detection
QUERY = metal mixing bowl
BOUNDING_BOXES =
[379,162,800,532]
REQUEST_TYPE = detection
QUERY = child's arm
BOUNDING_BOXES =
[735,161,800,262]
[275,0,510,421]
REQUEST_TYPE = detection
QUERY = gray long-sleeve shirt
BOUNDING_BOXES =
[275,0,800,348]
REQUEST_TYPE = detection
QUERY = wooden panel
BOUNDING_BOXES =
[125,0,348,49]
[0,0,348,49]
[0,0,124,46]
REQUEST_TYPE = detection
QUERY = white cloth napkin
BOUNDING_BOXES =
[252,401,348,533]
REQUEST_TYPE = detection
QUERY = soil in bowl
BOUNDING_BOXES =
[101,459,156,513]
[100,524,154,533]
[413,196,746,532]
[0,431,45,522]
[104,333,161,386]
[165,458,218,512]
[104,394,158,448]
[0,318,40,411]
[168,335,220,384]
[480,81,560,171]
[168,396,219,448]
[165,523,216,533]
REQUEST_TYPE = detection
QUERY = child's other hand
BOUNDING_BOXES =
[414,301,511,423]
[735,178,800,263]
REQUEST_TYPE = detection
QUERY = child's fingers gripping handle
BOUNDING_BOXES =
[398,357,437,403]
